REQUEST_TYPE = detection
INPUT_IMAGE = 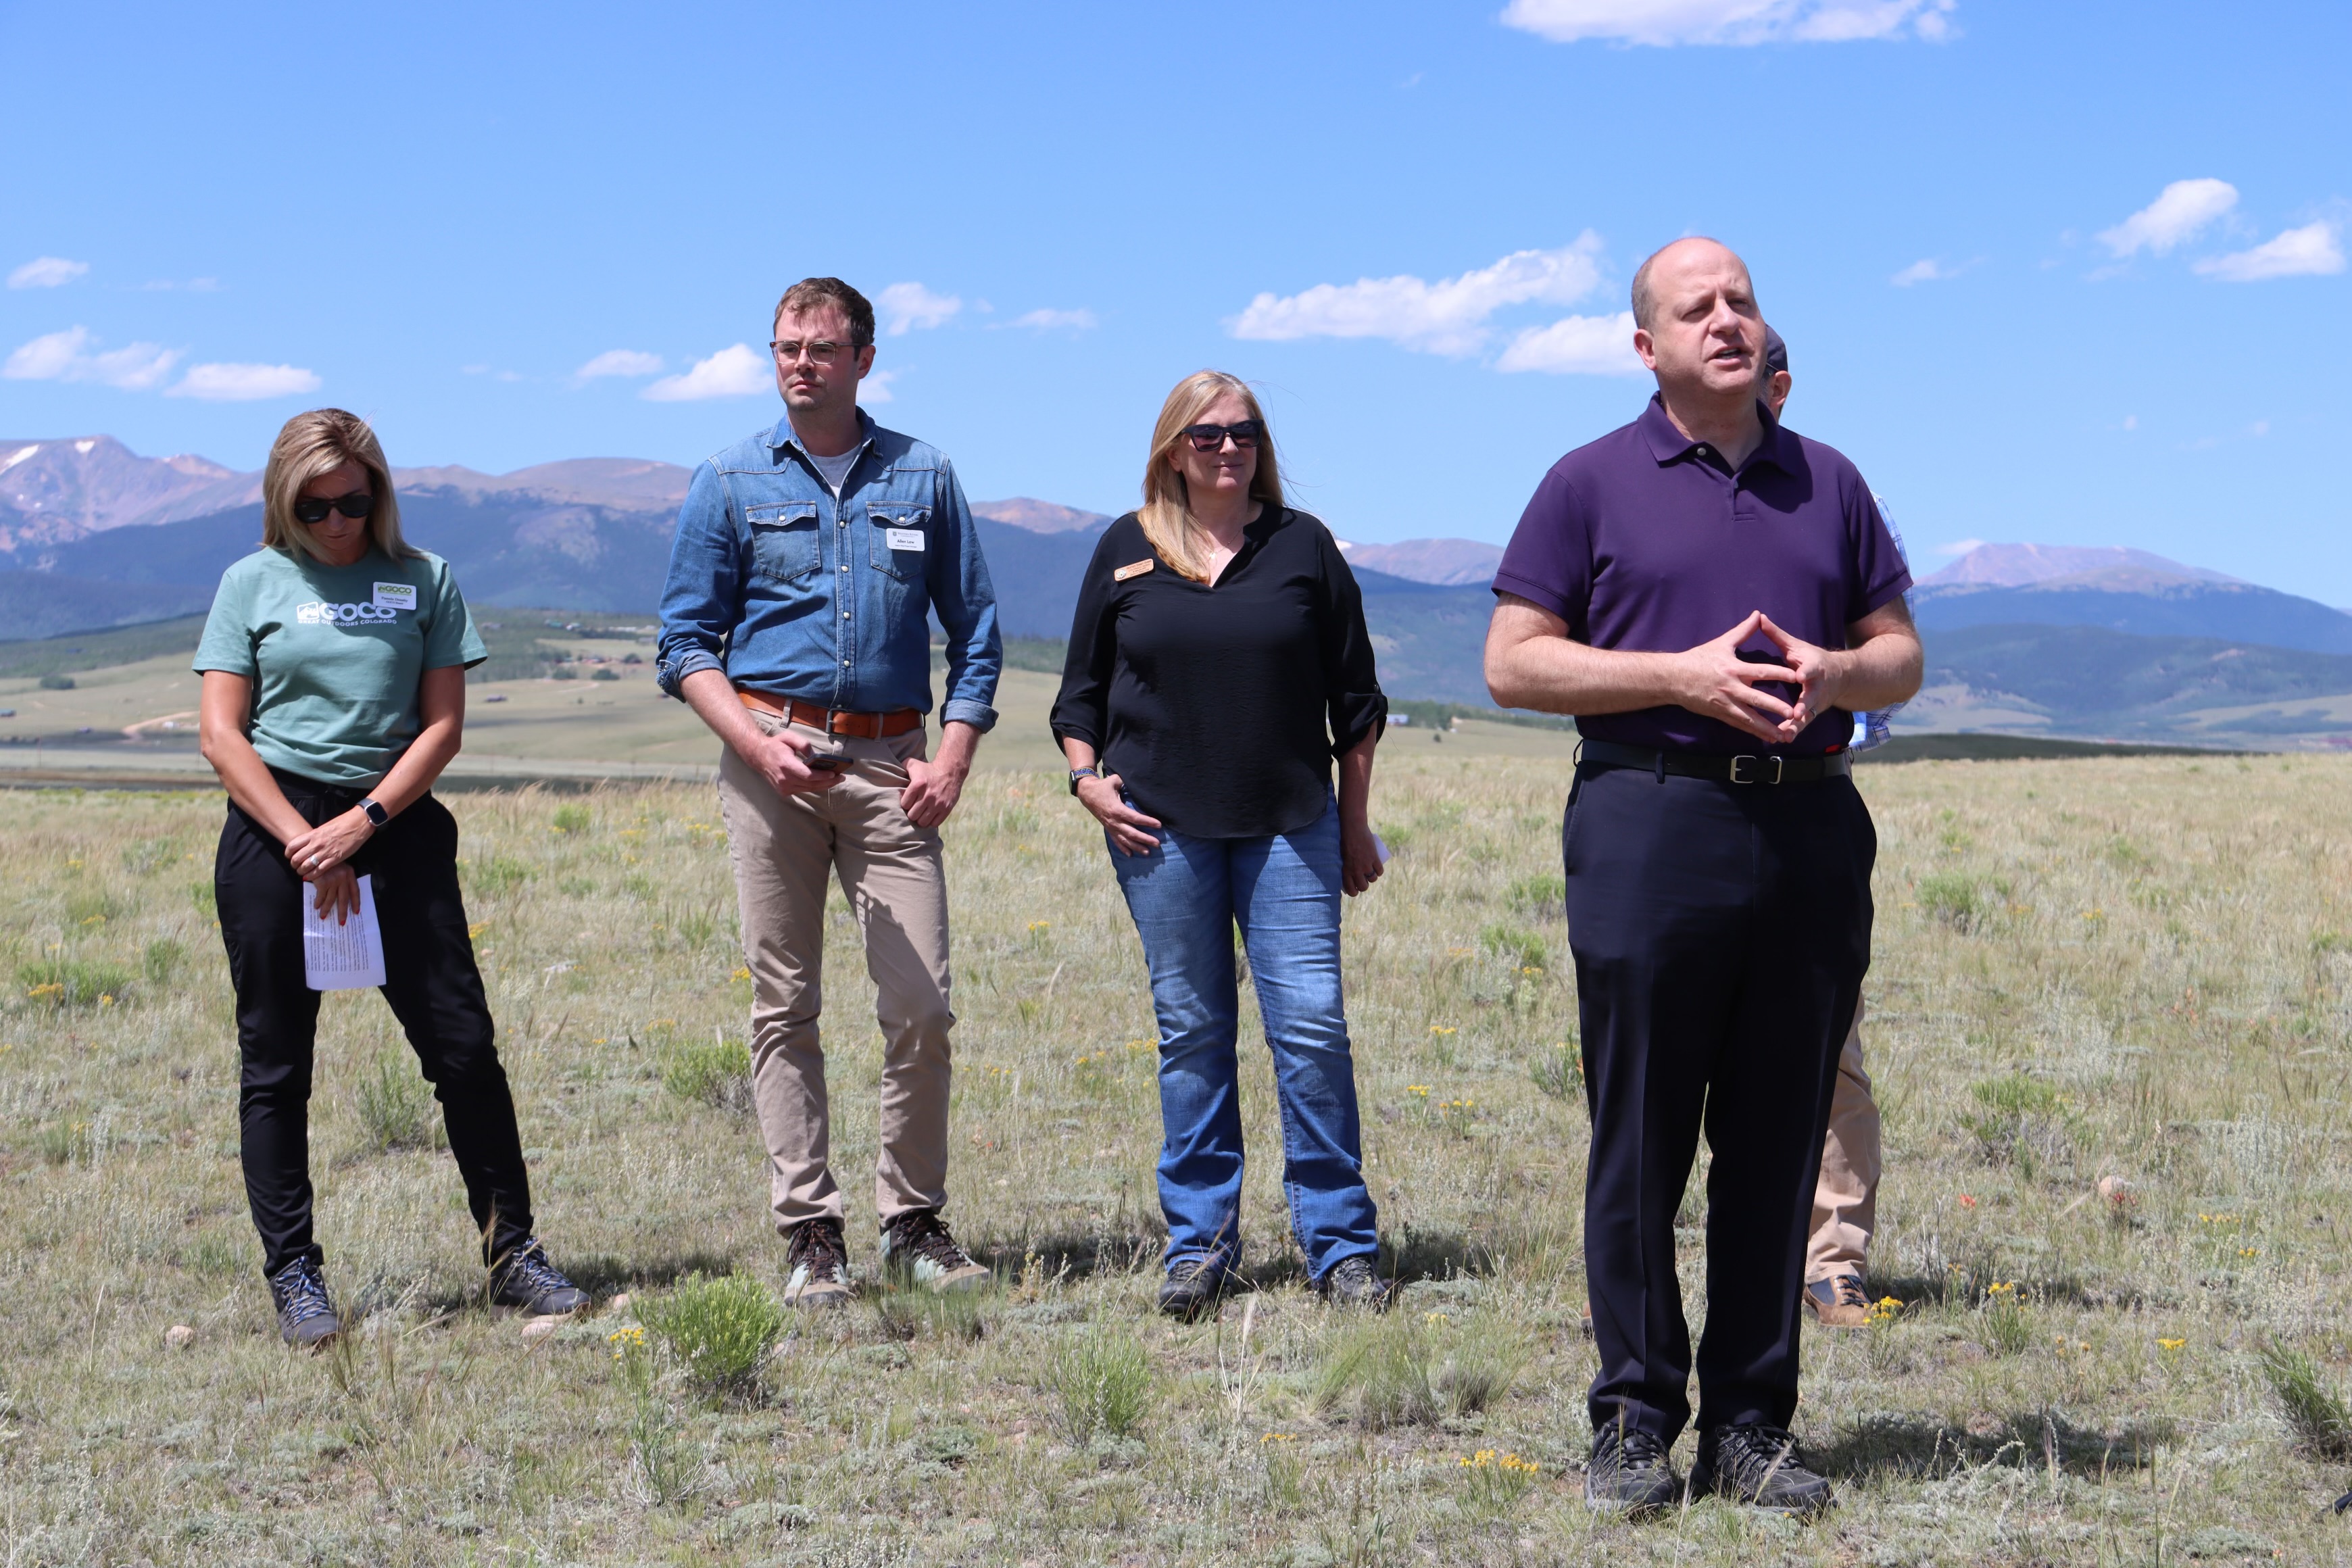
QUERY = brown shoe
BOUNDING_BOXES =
[783,1218,856,1309]
[1803,1273,1870,1329]
[879,1208,991,1292]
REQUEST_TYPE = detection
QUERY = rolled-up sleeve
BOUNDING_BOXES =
[1317,531,1387,757]
[656,462,741,699]
[927,460,1001,732]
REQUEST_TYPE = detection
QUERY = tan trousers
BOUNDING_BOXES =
[715,714,955,1237]
[1806,1000,1880,1282]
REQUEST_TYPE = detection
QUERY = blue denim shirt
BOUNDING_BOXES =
[656,409,1000,731]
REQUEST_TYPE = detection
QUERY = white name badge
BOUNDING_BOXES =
[885,528,925,552]
[372,582,418,612]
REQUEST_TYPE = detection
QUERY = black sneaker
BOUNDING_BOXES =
[1313,1255,1391,1310]
[489,1238,589,1317]
[783,1217,856,1309]
[1585,1418,1680,1515]
[1156,1254,1230,1321]
[879,1208,991,1292]
[1690,1422,1835,1515]
[267,1254,342,1349]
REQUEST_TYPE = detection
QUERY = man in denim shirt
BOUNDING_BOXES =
[658,276,1001,1307]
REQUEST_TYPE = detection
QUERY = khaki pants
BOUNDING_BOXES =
[715,714,955,1236]
[1806,1000,1881,1283]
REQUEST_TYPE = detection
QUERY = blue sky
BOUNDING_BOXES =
[3,1,2347,593]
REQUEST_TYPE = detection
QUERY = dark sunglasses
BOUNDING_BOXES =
[1181,420,1263,452]
[293,491,376,524]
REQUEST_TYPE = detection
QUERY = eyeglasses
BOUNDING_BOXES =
[1181,420,1264,452]
[293,491,376,524]
[770,339,857,366]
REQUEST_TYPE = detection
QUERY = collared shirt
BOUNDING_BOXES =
[656,408,1001,730]
[1050,507,1387,839]
[1492,394,1911,756]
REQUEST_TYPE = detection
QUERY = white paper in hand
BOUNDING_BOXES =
[304,875,388,991]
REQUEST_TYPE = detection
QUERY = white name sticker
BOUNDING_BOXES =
[885,528,925,552]
[372,582,417,612]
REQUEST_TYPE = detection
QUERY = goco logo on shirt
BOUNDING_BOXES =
[296,601,404,625]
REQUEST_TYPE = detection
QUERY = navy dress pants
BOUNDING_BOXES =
[215,771,534,1277]
[1564,762,1874,1445]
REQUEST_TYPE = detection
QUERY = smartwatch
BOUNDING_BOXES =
[358,797,391,829]
[1067,767,1100,797]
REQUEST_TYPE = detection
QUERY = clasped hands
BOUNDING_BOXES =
[745,727,966,829]
[1673,611,1851,746]
[284,810,374,923]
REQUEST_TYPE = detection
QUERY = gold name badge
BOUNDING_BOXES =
[1113,559,1155,582]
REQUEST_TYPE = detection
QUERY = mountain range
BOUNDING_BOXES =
[9,435,2352,743]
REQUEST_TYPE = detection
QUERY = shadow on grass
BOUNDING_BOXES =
[1869,1267,2109,1312]
[1817,1408,2179,1481]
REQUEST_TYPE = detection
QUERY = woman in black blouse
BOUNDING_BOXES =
[1052,370,1389,1319]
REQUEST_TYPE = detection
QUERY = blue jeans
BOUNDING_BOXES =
[1108,795,1378,1281]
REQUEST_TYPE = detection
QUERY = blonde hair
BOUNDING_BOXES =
[260,408,418,562]
[1137,370,1285,582]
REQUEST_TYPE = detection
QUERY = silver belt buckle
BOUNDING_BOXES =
[1729,755,1784,785]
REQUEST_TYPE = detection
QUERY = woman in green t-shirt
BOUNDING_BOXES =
[195,408,587,1346]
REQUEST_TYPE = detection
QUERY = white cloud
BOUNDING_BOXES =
[1495,312,1644,374]
[642,343,770,401]
[1891,257,1963,286]
[876,282,962,335]
[574,349,665,380]
[1231,235,1607,356]
[1006,308,1098,331]
[167,363,322,401]
[1,326,180,389]
[2193,221,2345,282]
[2098,178,2238,258]
[862,369,898,405]
[9,256,91,289]
[1932,537,1986,556]
[1500,0,1955,46]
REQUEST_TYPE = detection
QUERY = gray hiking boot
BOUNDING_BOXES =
[267,1254,342,1349]
[489,1238,589,1317]
[879,1208,991,1292]
[783,1217,856,1309]
[1690,1422,1834,1515]
[1586,1419,1680,1515]
[1313,1255,1392,1310]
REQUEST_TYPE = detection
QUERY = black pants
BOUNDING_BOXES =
[1565,762,1873,1444]
[215,770,533,1277]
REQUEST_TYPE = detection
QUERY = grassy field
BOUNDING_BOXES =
[5,748,2352,1565]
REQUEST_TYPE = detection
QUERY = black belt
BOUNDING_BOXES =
[1577,737,1852,785]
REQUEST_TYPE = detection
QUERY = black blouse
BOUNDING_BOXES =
[1050,506,1387,839]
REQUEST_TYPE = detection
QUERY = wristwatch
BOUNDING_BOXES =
[1067,767,1100,797]
[358,797,391,829]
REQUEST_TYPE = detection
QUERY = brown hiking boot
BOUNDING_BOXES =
[1803,1273,1870,1329]
[878,1208,991,1292]
[783,1218,856,1309]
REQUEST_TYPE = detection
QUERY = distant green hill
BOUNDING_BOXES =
[1926,622,2352,737]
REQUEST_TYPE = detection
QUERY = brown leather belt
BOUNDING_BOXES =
[736,687,921,740]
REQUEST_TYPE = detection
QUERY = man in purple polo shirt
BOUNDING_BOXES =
[1486,238,1921,1517]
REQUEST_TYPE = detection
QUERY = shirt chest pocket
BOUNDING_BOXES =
[745,501,822,583]
[866,505,929,583]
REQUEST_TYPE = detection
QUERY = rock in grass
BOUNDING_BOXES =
[164,1324,195,1350]
[2097,1175,2136,1205]
[520,1317,560,1343]
[609,1292,632,1314]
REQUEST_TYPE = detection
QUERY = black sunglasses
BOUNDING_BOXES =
[293,491,376,524]
[1181,420,1263,452]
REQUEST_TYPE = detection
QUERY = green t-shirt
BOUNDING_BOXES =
[194,546,487,786]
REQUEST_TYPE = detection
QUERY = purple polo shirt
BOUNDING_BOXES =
[1493,395,1911,756]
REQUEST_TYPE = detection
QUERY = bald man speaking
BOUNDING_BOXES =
[1486,239,1920,1517]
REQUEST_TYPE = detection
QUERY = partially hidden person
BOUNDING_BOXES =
[1760,326,1890,1331]
[656,277,1002,1308]
[195,408,589,1348]
[1484,241,1922,1517]
[1051,370,1392,1321]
